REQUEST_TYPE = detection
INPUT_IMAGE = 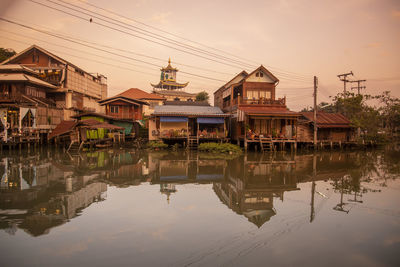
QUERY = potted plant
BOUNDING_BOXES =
[272,129,277,138]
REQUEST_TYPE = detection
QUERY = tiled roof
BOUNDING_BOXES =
[153,105,229,117]
[239,106,300,116]
[71,112,114,120]
[117,88,165,100]
[48,120,77,139]
[301,112,351,128]
[79,119,124,130]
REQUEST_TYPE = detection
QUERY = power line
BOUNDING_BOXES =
[26,0,313,80]
[27,0,255,70]
[2,32,223,93]
[49,0,257,69]
[75,0,313,79]
[0,17,227,83]
[337,71,353,96]
[0,16,312,88]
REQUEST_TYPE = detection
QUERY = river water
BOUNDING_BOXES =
[0,148,399,266]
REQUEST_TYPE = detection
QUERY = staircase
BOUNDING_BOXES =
[188,136,199,150]
[67,141,82,153]
[260,138,274,152]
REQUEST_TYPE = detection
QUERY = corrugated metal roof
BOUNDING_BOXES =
[0,64,38,75]
[48,120,77,139]
[0,73,57,89]
[154,105,228,116]
[301,112,351,128]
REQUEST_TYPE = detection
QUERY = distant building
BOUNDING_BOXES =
[101,88,165,117]
[1,45,107,120]
[98,90,149,121]
[151,59,196,101]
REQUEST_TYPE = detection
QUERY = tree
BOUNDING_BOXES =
[0,48,16,63]
[375,91,400,137]
[196,91,209,102]
[331,92,380,138]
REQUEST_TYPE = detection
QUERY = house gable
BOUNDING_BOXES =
[245,65,278,84]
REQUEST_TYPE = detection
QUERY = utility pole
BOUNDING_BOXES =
[350,79,366,95]
[337,71,353,97]
[313,76,318,148]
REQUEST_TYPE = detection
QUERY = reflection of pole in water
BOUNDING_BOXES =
[310,154,316,223]
[333,177,350,213]
[348,191,363,203]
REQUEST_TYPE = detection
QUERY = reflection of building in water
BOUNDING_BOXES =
[213,153,299,228]
[0,154,107,236]
[151,153,226,184]
[160,184,177,204]
[149,152,227,202]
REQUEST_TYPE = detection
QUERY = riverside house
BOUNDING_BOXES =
[214,65,300,151]
[148,101,230,149]
[99,88,165,117]
[297,111,355,146]
[2,45,108,120]
[0,64,63,144]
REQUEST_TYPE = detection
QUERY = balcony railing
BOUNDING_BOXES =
[225,97,286,108]
[240,97,286,106]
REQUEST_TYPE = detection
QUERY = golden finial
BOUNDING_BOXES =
[168,57,171,64]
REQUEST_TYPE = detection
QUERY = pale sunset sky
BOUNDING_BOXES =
[0,0,399,110]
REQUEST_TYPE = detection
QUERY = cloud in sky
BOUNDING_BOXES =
[365,42,382,49]
[150,12,172,25]
[391,9,400,18]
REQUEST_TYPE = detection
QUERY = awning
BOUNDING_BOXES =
[197,117,225,124]
[160,116,188,122]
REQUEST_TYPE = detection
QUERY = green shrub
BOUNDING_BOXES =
[198,142,242,154]
[147,141,168,150]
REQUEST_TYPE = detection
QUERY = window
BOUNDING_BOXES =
[247,90,258,100]
[259,91,271,99]
[110,106,119,113]
[259,72,263,77]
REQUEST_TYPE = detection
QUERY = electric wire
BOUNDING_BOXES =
[26,0,314,81]
[75,0,314,79]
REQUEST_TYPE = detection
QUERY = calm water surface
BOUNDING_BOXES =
[0,147,399,267]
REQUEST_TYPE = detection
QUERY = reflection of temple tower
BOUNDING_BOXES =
[160,184,177,204]
[151,59,196,101]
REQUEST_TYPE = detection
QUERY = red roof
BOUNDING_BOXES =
[117,88,165,100]
[239,106,300,117]
[301,112,351,128]
[48,120,77,139]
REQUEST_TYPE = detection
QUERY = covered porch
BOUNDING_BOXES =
[151,116,229,145]
[236,107,300,151]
